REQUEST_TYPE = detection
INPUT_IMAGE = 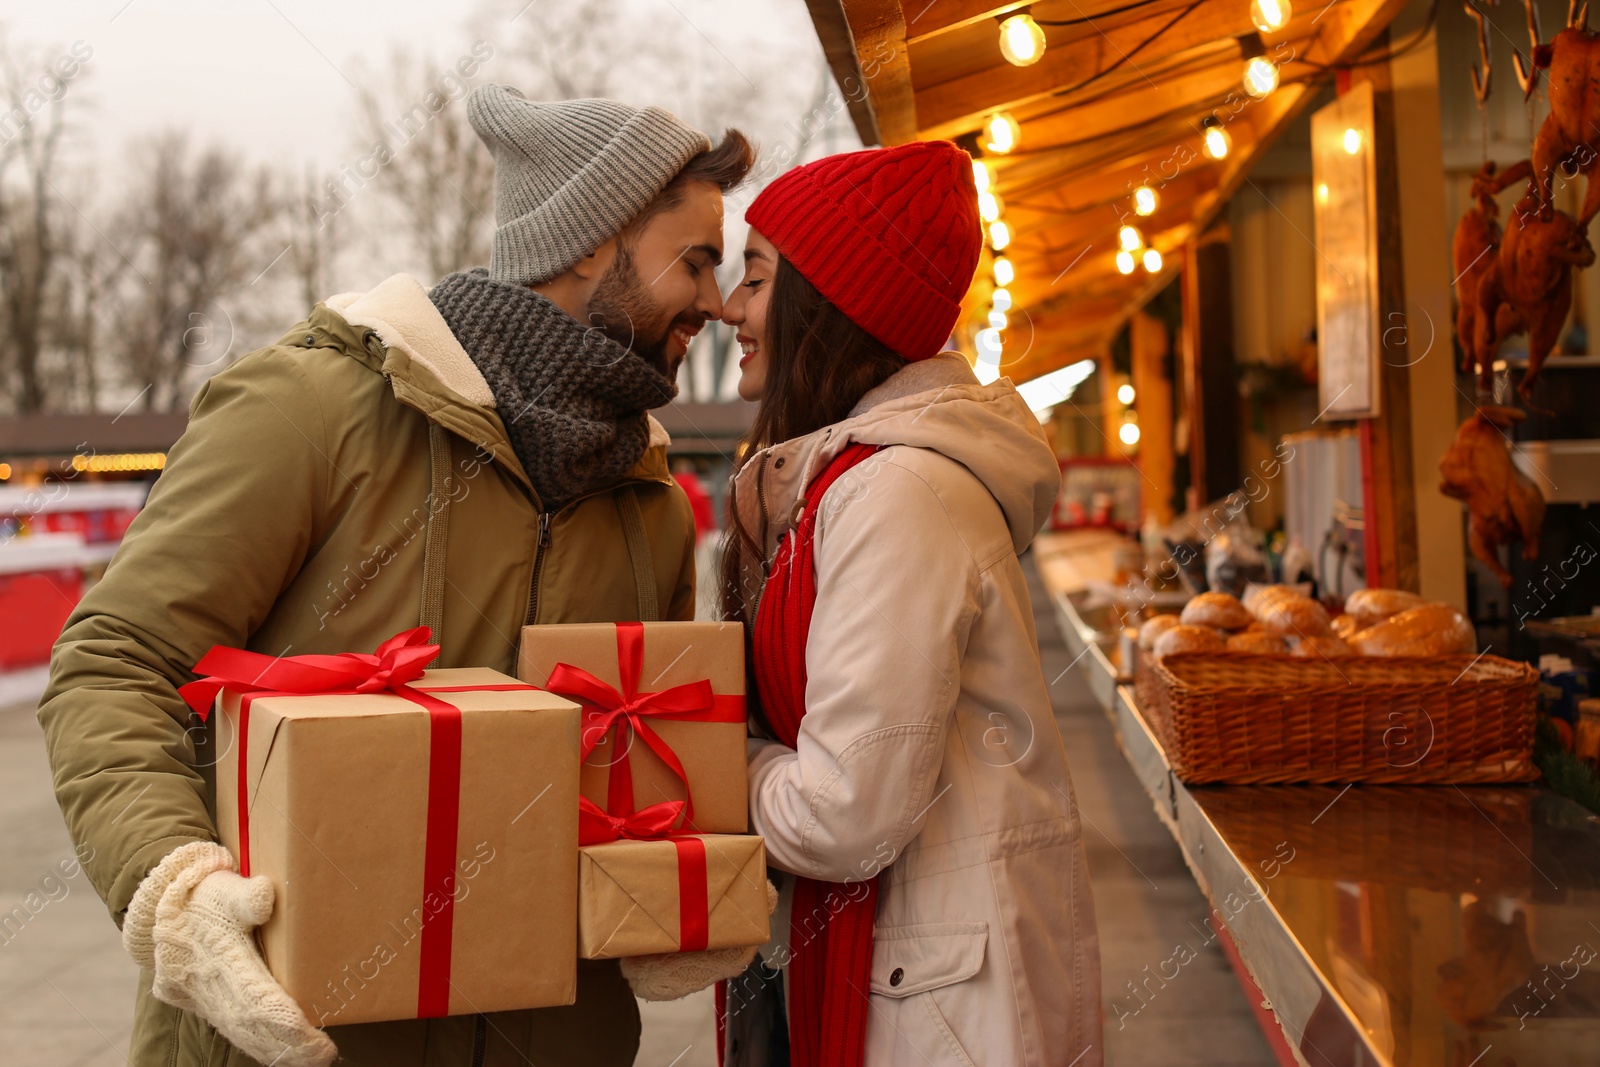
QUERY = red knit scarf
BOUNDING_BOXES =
[747,441,882,1067]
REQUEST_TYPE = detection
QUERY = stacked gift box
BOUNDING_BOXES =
[187,621,768,1028]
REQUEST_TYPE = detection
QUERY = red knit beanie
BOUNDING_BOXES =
[745,140,982,362]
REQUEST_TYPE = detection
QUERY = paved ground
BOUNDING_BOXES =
[0,555,1273,1065]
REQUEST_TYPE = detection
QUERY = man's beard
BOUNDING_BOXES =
[587,245,681,380]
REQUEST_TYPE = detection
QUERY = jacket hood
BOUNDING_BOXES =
[738,352,1059,557]
[320,273,670,497]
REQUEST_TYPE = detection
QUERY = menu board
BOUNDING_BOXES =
[1311,82,1380,419]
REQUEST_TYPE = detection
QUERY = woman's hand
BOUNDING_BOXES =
[619,879,779,1001]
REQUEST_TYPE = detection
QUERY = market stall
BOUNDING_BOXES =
[803,0,1600,1061]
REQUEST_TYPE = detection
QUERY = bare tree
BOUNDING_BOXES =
[111,131,282,411]
[0,32,78,412]
[283,165,344,312]
[350,49,496,281]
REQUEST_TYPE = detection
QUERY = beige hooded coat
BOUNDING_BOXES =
[731,353,1103,1066]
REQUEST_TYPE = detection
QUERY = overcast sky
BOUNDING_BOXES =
[0,0,829,173]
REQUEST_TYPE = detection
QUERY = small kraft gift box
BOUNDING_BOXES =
[577,834,770,959]
[181,628,582,1027]
[517,621,748,834]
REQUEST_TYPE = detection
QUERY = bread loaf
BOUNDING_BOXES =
[1331,613,1360,639]
[1345,588,1426,629]
[1350,603,1476,656]
[1226,631,1288,654]
[1255,594,1333,637]
[1138,614,1182,650]
[1180,592,1253,631]
[1153,625,1226,659]
[1293,634,1355,659]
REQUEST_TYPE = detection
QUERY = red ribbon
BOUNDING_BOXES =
[178,627,534,1020]
[545,622,743,845]
[673,837,710,952]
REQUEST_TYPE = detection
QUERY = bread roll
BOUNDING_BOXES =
[1345,588,1426,629]
[1180,591,1254,631]
[1138,614,1183,650]
[1331,613,1360,639]
[1293,634,1354,659]
[1226,630,1288,654]
[1255,594,1333,637]
[1349,603,1476,656]
[1152,624,1226,659]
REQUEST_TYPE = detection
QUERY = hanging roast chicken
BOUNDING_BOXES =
[1439,405,1545,587]
[1453,160,1530,390]
[1471,193,1594,398]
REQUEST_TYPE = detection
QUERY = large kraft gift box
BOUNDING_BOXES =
[578,834,769,958]
[208,663,582,1027]
[517,621,748,834]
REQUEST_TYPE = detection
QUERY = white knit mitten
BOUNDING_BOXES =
[620,880,779,1002]
[123,842,336,1067]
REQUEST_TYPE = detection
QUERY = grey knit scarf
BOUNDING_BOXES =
[428,268,677,511]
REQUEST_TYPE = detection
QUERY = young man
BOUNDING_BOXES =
[37,85,752,1067]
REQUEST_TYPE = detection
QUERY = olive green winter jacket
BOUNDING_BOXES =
[37,273,697,1066]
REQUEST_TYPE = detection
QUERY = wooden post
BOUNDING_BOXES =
[1130,311,1175,524]
[1180,224,1241,504]
[1342,14,1465,604]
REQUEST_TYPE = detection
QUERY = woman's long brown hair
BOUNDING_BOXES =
[717,255,907,630]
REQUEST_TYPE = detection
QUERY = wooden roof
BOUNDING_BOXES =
[804,0,1410,383]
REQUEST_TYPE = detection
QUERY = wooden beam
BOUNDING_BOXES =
[1180,224,1241,503]
[916,0,1261,136]
[1131,311,1176,523]
[813,0,918,145]
[804,0,882,145]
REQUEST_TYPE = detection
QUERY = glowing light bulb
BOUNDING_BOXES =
[1117,383,1136,404]
[978,191,1004,223]
[989,219,1012,250]
[989,309,1009,329]
[998,13,1046,66]
[1343,127,1362,154]
[972,158,992,193]
[1250,0,1290,33]
[1316,182,1329,203]
[1243,56,1278,99]
[1115,250,1136,275]
[993,256,1015,286]
[1203,124,1232,160]
[992,287,1012,311]
[1118,225,1144,253]
[1133,185,1158,216]
[976,327,1003,358]
[1142,248,1163,273]
[1119,421,1141,445]
[983,111,1021,155]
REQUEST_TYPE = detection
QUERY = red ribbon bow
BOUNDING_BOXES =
[179,626,531,1020]
[546,622,722,845]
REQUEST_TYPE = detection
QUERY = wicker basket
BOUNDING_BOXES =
[1133,651,1539,784]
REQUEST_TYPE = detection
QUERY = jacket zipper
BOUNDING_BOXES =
[470,1013,487,1067]
[523,511,553,626]
[755,453,772,576]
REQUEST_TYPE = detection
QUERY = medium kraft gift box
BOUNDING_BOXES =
[208,664,582,1027]
[578,834,769,958]
[517,621,748,834]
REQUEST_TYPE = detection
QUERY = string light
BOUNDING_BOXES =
[978,190,1004,223]
[1117,384,1136,404]
[1118,225,1145,253]
[993,256,1015,286]
[983,111,1021,154]
[998,11,1046,66]
[1343,127,1362,154]
[989,219,1012,250]
[972,158,993,193]
[1115,250,1136,275]
[992,287,1013,311]
[1250,0,1291,33]
[1243,56,1278,98]
[1142,248,1164,273]
[1119,420,1141,445]
[1133,185,1158,216]
[989,309,1009,329]
[1202,119,1232,160]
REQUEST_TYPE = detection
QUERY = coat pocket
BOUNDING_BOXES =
[869,921,988,997]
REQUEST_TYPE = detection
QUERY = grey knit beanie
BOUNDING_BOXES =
[467,84,712,287]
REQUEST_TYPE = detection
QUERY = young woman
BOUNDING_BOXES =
[717,141,1103,1067]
